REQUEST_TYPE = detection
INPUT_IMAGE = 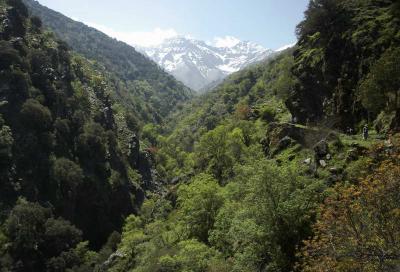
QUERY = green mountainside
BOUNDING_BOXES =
[0,0,400,271]
[0,1,164,270]
[288,0,400,130]
[22,0,193,124]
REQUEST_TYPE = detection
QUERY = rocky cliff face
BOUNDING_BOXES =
[286,0,400,131]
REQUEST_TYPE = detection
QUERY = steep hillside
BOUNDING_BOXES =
[287,0,400,130]
[142,37,274,91]
[0,1,159,270]
[22,0,193,123]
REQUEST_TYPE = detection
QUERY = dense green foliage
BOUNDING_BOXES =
[166,50,295,136]
[22,0,193,124]
[359,47,400,114]
[1,199,86,271]
[104,46,320,271]
[1,0,400,271]
[0,2,158,270]
[288,0,400,130]
[107,164,324,272]
[107,0,400,271]
[154,51,295,181]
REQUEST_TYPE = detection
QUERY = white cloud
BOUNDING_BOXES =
[82,21,179,47]
[275,42,296,51]
[213,36,241,48]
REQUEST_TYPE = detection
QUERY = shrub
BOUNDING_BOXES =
[0,41,22,70]
[52,157,83,198]
[20,99,52,131]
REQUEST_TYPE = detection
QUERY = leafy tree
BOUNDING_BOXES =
[43,217,82,256]
[140,196,173,223]
[20,99,52,131]
[53,118,72,155]
[51,158,83,218]
[210,161,324,271]
[108,215,146,271]
[7,70,30,104]
[0,41,22,70]
[0,118,13,166]
[195,125,234,181]
[76,122,108,175]
[2,199,84,271]
[300,160,400,272]
[359,48,400,114]
[161,239,222,272]
[142,123,162,146]
[52,158,83,194]
[296,0,344,39]
[4,199,51,267]
[177,174,224,243]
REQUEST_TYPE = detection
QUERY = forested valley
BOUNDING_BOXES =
[0,0,400,271]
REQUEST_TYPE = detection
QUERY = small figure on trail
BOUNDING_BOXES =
[362,124,369,140]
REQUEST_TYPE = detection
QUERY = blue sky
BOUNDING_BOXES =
[36,0,309,50]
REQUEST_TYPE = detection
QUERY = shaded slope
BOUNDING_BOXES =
[0,0,155,252]
[23,0,193,123]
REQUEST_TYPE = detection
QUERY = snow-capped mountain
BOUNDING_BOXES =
[141,37,274,91]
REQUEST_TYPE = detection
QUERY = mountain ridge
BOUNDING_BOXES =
[22,0,193,123]
[140,36,275,91]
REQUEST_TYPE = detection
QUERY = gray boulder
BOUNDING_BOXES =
[304,158,312,165]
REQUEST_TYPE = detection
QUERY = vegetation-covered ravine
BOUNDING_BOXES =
[0,0,400,271]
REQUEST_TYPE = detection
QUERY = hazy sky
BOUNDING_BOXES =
[36,0,309,50]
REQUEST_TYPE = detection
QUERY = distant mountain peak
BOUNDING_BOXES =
[140,36,274,91]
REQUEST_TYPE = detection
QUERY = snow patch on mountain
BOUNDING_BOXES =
[139,37,274,91]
